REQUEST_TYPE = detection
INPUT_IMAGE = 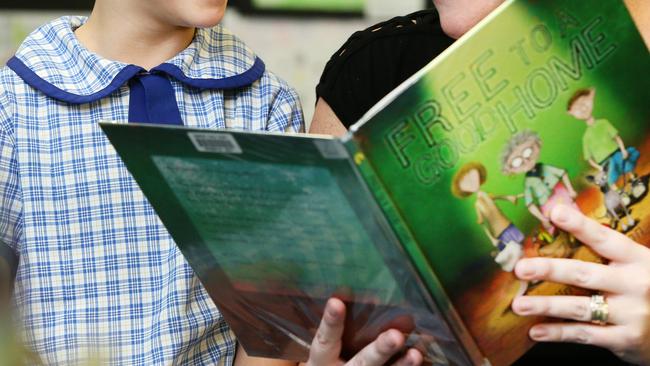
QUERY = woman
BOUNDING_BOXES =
[310,1,650,364]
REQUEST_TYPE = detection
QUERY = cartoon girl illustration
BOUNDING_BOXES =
[501,130,579,238]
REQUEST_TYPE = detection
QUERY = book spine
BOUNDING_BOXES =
[342,136,487,366]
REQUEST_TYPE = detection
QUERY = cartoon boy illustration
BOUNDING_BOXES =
[567,88,644,196]
[452,162,528,296]
[501,131,579,237]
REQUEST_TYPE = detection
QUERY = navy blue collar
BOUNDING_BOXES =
[7,16,266,105]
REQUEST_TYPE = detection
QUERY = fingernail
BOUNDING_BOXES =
[552,205,570,223]
[326,300,340,320]
[513,298,533,314]
[381,333,397,350]
[327,307,341,320]
[387,339,397,349]
[517,261,536,278]
[530,327,548,340]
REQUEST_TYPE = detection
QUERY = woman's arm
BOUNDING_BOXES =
[624,0,650,46]
[309,99,348,137]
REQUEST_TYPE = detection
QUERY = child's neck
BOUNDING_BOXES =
[585,116,596,125]
[75,4,195,70]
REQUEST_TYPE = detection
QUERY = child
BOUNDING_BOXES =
[567,88,644,195]
[452,163,523,271]
[1,2,426,365]
[0,0,306,364]
[452,162,528,295]
[500,131,579,238]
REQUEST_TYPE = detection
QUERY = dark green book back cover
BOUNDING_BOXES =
[100,124,479,365]
[349,0,650,365]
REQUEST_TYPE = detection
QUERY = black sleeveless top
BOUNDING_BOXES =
[316,9,454,127]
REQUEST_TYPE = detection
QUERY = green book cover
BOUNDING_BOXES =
[101,0,649,365]
[349,0,649,365]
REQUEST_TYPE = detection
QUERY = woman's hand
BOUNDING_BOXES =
[306,298,423,366]
[512,205,650,365]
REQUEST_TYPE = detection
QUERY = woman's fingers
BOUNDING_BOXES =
[549,205,649,263]
[512,295,628,325]
[527,323,632,356]
[512,205,650,364]
[514,257,630,294]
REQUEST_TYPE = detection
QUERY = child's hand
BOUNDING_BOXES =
[306,298,422,366]
[512,205,650,365]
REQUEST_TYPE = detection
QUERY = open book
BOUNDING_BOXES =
[101,0,650,365]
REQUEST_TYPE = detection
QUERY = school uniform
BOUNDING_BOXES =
[0,16,303,364]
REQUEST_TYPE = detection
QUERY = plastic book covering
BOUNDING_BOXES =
[99,125,478,365]
[101,0,650,365]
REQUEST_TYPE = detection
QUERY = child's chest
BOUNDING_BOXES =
[11,88,268,234]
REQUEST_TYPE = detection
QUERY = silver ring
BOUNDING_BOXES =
[589,294,609,325]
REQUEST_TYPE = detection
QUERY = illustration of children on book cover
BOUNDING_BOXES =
[449,87,650,365]
[350,1,650,364]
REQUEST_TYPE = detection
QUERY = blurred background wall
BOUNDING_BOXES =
[0,0,432,121]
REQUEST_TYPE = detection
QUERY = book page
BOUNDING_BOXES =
[153,156,402,303]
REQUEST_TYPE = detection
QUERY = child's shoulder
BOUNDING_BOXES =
[182,24,293,92]
[0,68,15,133]
[2,16,102,102]
[7,16,84,73]
[3,16,295,107]
[0,61,18,112]
[188,25,300,110]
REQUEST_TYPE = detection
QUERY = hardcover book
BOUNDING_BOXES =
[101,0,650,365]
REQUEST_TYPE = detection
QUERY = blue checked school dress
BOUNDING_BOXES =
[0,16,304,365]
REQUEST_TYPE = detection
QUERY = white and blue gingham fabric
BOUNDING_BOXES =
[0,16,304,365]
